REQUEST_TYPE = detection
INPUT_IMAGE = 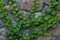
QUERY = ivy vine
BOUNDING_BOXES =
[0,0,60,40]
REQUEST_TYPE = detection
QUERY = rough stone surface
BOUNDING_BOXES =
[0,27,6,40]
[37,36,51,40]
[3,0,8,6]
[5,5,11,11]
[21,10,28,19]
[21,0,32,10]
[22,29,30,37]
[8,12,16,20]
[51,35,60,40]
[58,0,60,5]
[34,12,42,18]
[0,27,6,36]
[0,19,3,28]
[51,37,56,40]
[11,20,16,27]
[0,35,5,40]
[16,0,22,10]
[50,23,60,35]
[38,0,43,10]
[21,0,43,11]
[43,0,49,4]
[49,22,60,40]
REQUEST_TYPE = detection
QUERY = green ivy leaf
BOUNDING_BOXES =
[57,14,60,21]
[46,6,52,13]
[56,5,60,10]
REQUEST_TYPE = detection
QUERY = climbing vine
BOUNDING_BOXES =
[0,0,60,40]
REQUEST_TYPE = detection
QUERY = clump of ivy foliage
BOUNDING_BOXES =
[0,0,60,40]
